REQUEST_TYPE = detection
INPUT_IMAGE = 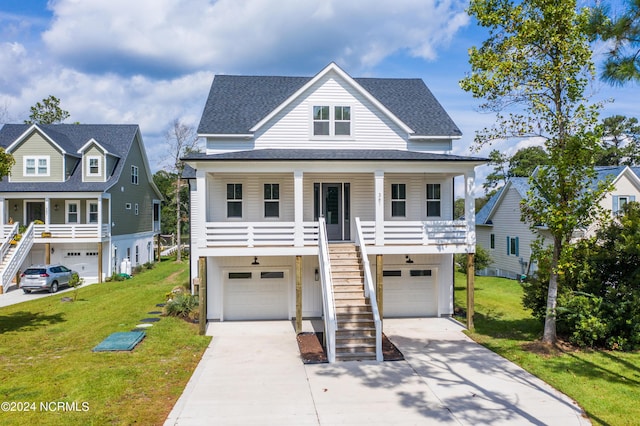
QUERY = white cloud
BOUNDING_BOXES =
[42,0,469,77]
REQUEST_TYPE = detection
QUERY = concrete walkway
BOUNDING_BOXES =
[164,318,590,426]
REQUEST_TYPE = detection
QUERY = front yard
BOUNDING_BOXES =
[455,273,640,426]
[0,259,210,425]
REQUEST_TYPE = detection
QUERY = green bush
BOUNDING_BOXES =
[164,293,199,321]
[455,244,493,274]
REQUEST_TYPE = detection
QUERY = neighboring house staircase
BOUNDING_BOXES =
[0,223,34,293]
[329,243,377,361]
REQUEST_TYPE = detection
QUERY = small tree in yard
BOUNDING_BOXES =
[164,119,200,262]
[460,0,609,345]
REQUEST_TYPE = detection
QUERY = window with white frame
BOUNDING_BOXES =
[490,233,495,249]
[24,156,50,176]
[131,165,139,185]
[227,183,242,218]
[426,184,441,217]
[88,202,98,223]
[391,183,406,217]
[66,201,79,224]
[613,195,635,214]
[87,156,101,176]
[264,183,279,218]
[312,105,351,136]
[507,236,519,256]
[134,203,139,215]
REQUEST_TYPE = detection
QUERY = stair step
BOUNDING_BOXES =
[331,278,365,285]
[336,328,376,338]
[337,353,377,361]
[335,306,372,313]
[337,321,376,329]
[332,284,364,291]
[336,344,376,354]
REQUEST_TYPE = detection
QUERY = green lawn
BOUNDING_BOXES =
[0,259,211,425]
[455,272,640,426]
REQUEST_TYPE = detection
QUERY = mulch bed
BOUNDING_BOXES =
[297,331,404,363]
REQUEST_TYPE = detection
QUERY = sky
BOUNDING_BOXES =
[0,0,637,193]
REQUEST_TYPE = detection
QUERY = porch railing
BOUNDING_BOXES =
[1,222,34,292]
[359,220,468,246]
[0,223,19,267]
[317,217,337,363]
[33,224,109,239]
[354,218,383,361]
[203,222,318,247]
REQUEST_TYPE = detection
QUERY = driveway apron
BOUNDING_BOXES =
[165,318,590,426]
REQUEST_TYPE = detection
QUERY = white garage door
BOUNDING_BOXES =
[224,271,289,320]
[383,268,437,317]
[62,249,99,278]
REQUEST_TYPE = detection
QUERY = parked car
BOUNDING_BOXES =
[21,264,76,294]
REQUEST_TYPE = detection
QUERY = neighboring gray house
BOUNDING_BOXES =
[184,63,485,361]
[0,124,162,293]
[476,166,640,279]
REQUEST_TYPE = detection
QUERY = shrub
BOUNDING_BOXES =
[455,244,493,274]
[164,293,199,321]
[68,272,84,302]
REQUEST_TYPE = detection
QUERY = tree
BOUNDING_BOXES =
[594,115,640,165]
[460,0,609,344]
[164,119,200,262]
[483,146,549,195]
[589,0,640,85]
[24,95,70,124]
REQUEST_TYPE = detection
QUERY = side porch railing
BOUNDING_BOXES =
[317,217,338,363]
[359,220,468,246]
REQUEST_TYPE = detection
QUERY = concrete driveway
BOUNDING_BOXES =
[0,277,99,308]
[165,318,590,426]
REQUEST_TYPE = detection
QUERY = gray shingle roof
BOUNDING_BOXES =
[183,149,485,162]
[0,123,138,192]
[197,73,462,137]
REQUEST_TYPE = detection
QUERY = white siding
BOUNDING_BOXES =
[206,70,411,153]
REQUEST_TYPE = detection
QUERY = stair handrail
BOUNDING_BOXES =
[0,222,19,265]
[317,217,338,363]
[1,222,35,292]
[355,217,383,361]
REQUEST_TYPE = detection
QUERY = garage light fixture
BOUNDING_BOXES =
[251,257,260,265]
[405,255,414,264]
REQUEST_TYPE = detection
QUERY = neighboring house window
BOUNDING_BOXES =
[312,105,351,136]
[227,183,242,218]
[135,203,139,215]
[490,233,495,249]
[391,184,406,217]
[88,202,98,223]
[426,184,441,217]
[66,201,79,224]
[87,156,101,176]
[125,203,132,210]
[24,156,49,176]
[264,183,280,218]
[135,245,139,264]
[613,195,635,214]
[507,236,519,256]
[131,165,139,185]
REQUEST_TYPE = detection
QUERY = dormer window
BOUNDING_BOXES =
[24,156,49,176]
[87,156,101,176]
[313,105,351,136]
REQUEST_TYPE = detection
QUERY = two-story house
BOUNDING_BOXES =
[184,63,485,361]
[0,123,162,293]
[476,165,640,279]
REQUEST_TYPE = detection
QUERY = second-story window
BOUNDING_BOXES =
[87,156,101,176]
[24,156,49,176]
[227,183,242,218]
[131,165,139,185]
[264,183,279,218]
[426,184,441,217]
[313,105,351,136]
[391,184,406,217]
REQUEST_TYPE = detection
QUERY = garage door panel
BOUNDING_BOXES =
[224,272,289,321]
[383,269,437,317]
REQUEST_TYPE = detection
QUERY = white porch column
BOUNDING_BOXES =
[98,196,103,238]
[294,170,304,246]
[374,170,384,246]
[45,197,51,231]
[0,197,4,238]
[196,170,207,249]
[464,170,476,252]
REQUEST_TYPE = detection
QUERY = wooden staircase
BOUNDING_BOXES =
[0,244,17,293]
[329,243,377,361]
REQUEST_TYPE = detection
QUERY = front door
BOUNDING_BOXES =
[315,183,350,241]
[26,202,44,224]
